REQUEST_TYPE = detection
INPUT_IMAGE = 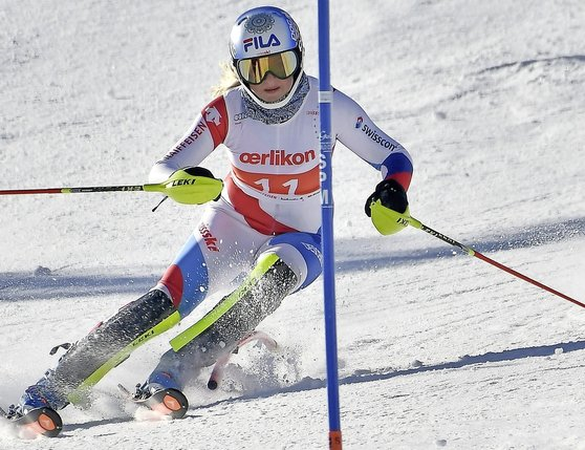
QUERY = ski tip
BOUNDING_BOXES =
[15,407,63,439]
[135,388,189,421]
[152,389,189,420]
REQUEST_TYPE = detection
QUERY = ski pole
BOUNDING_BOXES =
[0,186,144,195]
[0,169,223,206]
[370,201,584,309]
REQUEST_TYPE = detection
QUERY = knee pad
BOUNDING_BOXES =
[266,232,322,290]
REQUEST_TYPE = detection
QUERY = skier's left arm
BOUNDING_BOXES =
[333,89,413,234]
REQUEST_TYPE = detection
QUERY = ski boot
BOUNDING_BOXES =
[2,378,65,438]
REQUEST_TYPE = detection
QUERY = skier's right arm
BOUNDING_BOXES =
[149,96,229,183]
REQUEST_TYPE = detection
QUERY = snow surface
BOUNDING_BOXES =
[1,0,584,448]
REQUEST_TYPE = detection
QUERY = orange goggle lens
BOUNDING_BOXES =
[237,51,299,85]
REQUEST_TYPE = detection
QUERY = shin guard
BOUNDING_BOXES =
[168,254,297,370]
[47,289,180,405]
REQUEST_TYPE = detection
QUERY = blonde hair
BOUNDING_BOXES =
[211,62,241,98]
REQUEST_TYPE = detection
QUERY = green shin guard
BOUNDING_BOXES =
[47,290,180,406]
[169,254,298,368]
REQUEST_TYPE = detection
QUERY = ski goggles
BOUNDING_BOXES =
[237,50,299,85]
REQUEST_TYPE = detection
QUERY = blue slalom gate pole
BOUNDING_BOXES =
[317,1,342,449]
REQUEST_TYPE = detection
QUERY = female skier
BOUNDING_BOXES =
[9,5,413,433]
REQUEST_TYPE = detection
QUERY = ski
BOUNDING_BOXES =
[118,384,189,420]
[207,330,278,390]
[1,405,63,438]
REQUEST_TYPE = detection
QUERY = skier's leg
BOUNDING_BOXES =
[18,288,180,413]
[143,254,298,391]
[143,231,322,393]
[17,204,252,413]
[155,201,261,318]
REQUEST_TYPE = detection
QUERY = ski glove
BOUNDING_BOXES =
[181,166,219,187]
[364,179,408,217]
[365,179,410,236]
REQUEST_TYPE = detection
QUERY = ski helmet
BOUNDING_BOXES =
[230,6,304,109]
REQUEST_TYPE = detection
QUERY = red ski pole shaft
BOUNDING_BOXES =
[471,250,585,309]
[402,214,584,309]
